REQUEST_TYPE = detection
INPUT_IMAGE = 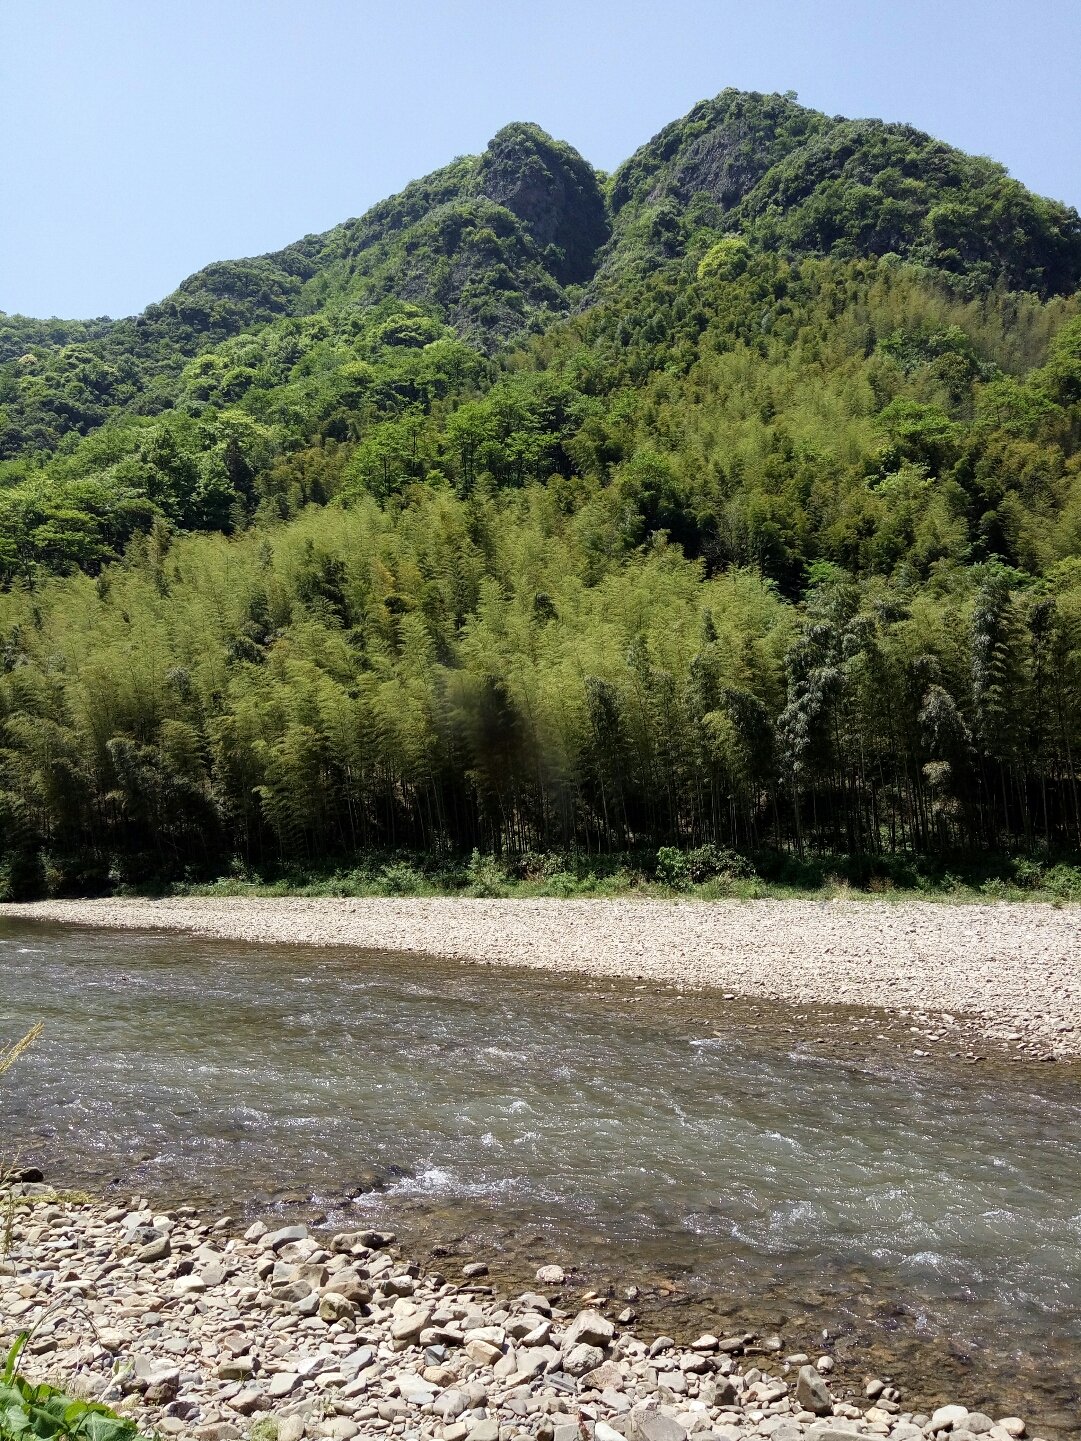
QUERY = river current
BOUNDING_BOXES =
[1,922,1079,1433]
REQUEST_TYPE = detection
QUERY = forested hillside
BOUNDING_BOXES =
[1,90,1080,895]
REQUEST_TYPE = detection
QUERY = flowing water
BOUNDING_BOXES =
[1,921,1079,1434]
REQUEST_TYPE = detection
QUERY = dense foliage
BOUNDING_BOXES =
[1,90,1080,893]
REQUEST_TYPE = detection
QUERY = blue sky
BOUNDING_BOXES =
[3,0,1080,319]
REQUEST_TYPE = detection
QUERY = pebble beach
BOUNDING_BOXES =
[0,1189,1043,1441]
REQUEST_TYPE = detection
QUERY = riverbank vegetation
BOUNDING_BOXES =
[2,93,1081,897]
[161,846,1081,904]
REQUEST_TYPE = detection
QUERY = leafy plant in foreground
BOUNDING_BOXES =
[0,1335,138,1441]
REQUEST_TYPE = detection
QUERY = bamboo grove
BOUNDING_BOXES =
[2,97,1081,892]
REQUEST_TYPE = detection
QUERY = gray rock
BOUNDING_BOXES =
[268,1372,299,1398]
[629,1411,688,1441]
[434,1388,469,1419]
[562,1342,605,1377]
[699,1378,737,1408]
[467,1422,500,1441]
[318,1291,355,1323]
[271,1280,312,1303]
[565,1308,615,1350]
[263,1225,309,1252]
[230,1387,266,1415]
[136,1236,171,1263]
[398,1374,438,1405]
[796,1364,831,1416]
[931,1407,970,1432]
[216,1357,254,1381]
[535,1265,565,1285]
[597,1423,626,1441]
[390,1307,433,1342]
[582,1360,625,1391]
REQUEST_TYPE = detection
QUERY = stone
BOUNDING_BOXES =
[136,1236,171,1263]
[565,1308,615,1350]
[629,1411,688,1441]
[597,1425,625,1441]
[465,1337,503,1366]
[268,1372,299,1398]
[535,1265,566,1285]
[174,1274,206,1295]
[263,1225,309,1252]
[796,1364,831,1416]
[815,1356,834,1374]
[321,1421,358,1440]
[699,1378,737,1408]
[582,1360,625,1391]
[230,1387,267,1415]
[517,1345,560,1380]
[329,1275,370,1306]
[462,1261,489,1278]
[390,1307,433,1342]
[434,1387,469,1419]
[356,1229,395,1249]
[467,1424,500,1441]
[997,1423,1026,1439]
[271,1280,312,1303]
[278,1418,305,1441]
[216,1357,255,1381]
[318,1291,355,1323]
[562,1342,605,1376]
[398,1374,438,1405]
[194,1426,241,1441]
[931,1407,971,1433]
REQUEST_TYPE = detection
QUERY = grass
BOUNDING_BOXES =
[161,845,1081,906]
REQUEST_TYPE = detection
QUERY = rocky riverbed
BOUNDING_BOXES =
[0,1186,1043,1441]
[2,897,1079,1059]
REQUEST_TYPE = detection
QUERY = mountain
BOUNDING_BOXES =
[0,89,1080,894]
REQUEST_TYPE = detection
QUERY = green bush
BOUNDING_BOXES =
[656,844,756,888]
[466,849,508,898]
[378,861,425,895]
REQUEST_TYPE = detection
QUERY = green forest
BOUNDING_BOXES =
[2,90,1081,898]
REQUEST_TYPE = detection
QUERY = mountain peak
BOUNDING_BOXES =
[476,122,609,285]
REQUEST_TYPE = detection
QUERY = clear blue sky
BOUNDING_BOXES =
[3,0,1080,320]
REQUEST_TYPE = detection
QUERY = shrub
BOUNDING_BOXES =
[656,844,756,888]
[466,850,508,898]
[378,861,425,895]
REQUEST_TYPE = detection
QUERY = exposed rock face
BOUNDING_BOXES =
[477,123,609,284]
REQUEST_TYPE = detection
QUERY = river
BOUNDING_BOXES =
[1,921,1079,1434]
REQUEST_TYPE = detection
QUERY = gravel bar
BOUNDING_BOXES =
[2,896,1079,1058]
[0,1187,1042,1441]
